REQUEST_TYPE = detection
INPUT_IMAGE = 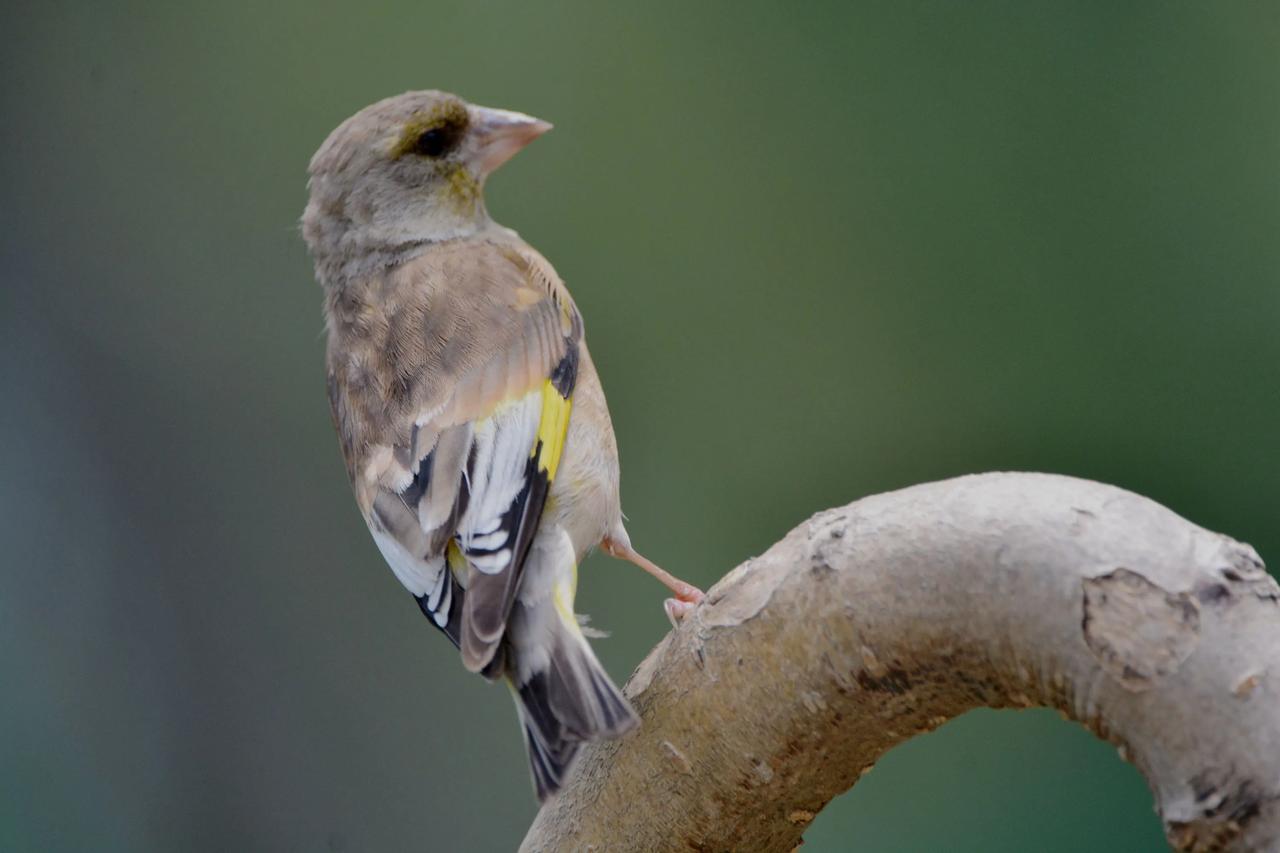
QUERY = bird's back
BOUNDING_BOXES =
[324,235,577,501]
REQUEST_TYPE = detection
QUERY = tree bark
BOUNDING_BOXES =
[521,473,1280,852]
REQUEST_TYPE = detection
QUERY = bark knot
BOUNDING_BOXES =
[1082,568,1200,691]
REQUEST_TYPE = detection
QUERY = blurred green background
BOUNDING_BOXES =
[3,1,1276,850]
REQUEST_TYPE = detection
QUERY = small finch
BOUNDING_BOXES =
[302,91,704,801]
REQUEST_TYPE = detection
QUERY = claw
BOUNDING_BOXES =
[664,597,697,627]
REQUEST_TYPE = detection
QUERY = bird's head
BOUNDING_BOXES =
[302,90,551,281]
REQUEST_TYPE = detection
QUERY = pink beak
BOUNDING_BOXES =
[469,105,553,175]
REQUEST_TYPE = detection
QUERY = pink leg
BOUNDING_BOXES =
[602,537,704,625]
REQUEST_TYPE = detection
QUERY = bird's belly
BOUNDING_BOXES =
[544,404,620,560]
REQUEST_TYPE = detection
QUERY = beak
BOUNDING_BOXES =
[469,105,553,175]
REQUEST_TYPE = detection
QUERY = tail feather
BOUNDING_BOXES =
[511,631,638,802]
[514,672,581,800]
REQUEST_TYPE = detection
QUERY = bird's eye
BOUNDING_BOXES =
[414,126,453,158]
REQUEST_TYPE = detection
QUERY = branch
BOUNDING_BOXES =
[521,473,1280,852]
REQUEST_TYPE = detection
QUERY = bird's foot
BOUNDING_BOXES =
[663,597,699,627]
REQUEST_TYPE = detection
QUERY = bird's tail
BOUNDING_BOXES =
[509,620,639,802]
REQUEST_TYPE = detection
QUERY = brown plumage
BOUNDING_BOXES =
[303,90,703,801]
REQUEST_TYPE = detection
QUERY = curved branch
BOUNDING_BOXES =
[521,473,1280,852]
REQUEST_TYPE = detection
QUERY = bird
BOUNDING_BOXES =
[301,90,705,802]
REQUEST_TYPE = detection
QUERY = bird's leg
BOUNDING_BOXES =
[601,537,704,625]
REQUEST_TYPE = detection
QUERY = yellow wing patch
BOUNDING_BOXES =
[533,379,572,479]
[552,562,581,635]
[446,539,469,586]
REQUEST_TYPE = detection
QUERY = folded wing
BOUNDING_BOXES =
[328,241,582,669]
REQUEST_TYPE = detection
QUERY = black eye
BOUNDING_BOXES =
[414,126,452,158]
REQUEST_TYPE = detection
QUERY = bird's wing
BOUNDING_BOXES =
[327,240,581,670]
